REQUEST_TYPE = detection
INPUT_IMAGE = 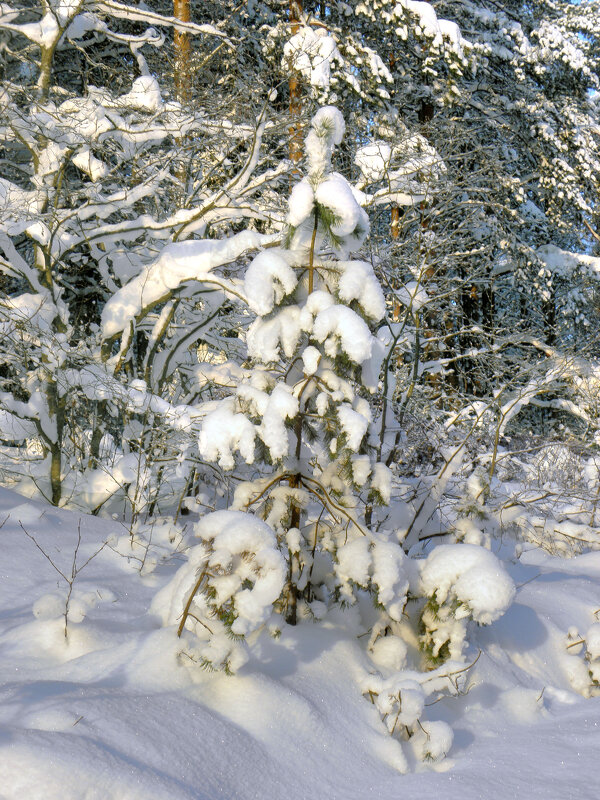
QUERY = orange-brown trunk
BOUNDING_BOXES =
[174,0,191,104]
[289,0,303,175]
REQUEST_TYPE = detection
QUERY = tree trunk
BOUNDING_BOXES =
[47,381,65,506]
[174,0,191,193]
[174,0,191,104]
[543,287,556,347]
[289,0,303,177]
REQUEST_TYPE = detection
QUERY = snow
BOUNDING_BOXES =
[394,0,469,59]
[259,385,299,460]
[338,403,370,450]
[0,178,43,235]
[313,304,374,363]
[119,75,163,112]
[410,720,454,761]
[236,382,299,460]
[355,142,392,183]
[334,534,409,622]
[301,288,335,323]
[0,291,57,332]
[537,243,600,280]
[198,398,257,470]
[246,305,303,362]
[370,635,408,671]
[286,106,368,261]
[419,543,516,625]
[287,178,315,228]
[2,486,600,797]
[155,510,286,638]
[337,260,386,321]
[354,133,445,210]
[13,11,60,47]
[244,249,297,316]
[71,149,109,181]
[301,345,321,374]
[585,624,600,660]
[3,54,600,798]
[79,458,141,509]
[371,462,392,504]
[193,360,250,390]
[310,105,346,146]
[101,230,269,341]
[283,28,341,91]
[306,107,346,177]
[315,173,363,236]
[372,538,410,621]
[0,409,37,440]
[395,280,430,311]
[336,537,371,589]
[352,454,371,486]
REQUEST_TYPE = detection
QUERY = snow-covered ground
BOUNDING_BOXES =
[1,484,599,800]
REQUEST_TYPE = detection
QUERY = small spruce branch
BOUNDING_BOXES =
[301,474,369,537]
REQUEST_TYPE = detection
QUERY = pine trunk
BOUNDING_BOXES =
[174,0,191,104]
[289,0,303,176]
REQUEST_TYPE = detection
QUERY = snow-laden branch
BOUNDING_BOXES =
[100,230,278,347]
[92,0,232,41]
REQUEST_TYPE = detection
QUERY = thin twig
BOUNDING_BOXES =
[19,521,69,582]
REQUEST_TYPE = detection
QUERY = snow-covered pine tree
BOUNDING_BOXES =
[155,106,515,765]
[156,103,400,652]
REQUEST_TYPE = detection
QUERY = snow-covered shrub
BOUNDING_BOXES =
[153,511,286,673]
[409,720,454,762]
[566,623,600,697]
[417,544,515,665]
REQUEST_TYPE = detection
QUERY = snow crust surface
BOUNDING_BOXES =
[1,489,600,799]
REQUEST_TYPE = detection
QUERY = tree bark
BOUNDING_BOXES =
[173,0,191,193]
[174,0,191,104]
[289,0,303,177]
